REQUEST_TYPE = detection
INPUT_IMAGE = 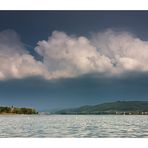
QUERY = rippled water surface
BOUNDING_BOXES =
[0,115,148,137]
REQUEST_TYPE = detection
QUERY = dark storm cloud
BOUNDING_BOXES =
[0,72,148,110]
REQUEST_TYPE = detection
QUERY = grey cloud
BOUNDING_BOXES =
[0,72,148,110]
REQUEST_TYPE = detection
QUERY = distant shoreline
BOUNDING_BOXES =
[0,113,38,115]
[0,106,38,115]
[54,113,148,115]
[55,101,148,115]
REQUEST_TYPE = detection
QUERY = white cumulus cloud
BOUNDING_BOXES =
[92,29,148,74]
[35,31,112,79]
[1,29,148,80]
[0,30,49,80]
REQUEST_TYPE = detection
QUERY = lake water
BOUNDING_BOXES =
[0,115,148,138]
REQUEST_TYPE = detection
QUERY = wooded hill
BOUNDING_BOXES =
[55,101,148,115]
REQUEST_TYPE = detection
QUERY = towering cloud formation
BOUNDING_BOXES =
[35,31,112,79]
[0,29,148,80]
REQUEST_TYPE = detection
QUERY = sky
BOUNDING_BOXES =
[1,11,148,110]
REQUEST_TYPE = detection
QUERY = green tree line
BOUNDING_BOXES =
[0,106,38,114]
